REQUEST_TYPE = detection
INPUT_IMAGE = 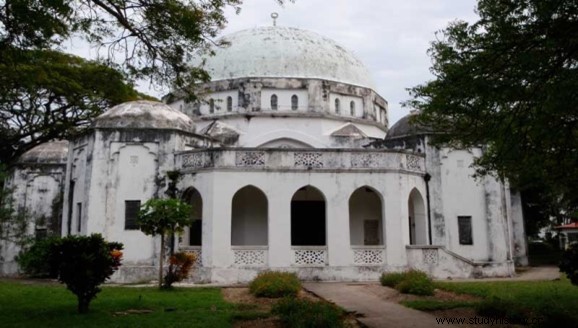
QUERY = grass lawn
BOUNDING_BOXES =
[0,280,238,328]
[404,277,578,327]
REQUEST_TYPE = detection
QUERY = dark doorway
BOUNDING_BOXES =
[291,186,326,246]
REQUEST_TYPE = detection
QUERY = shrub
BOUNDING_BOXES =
[394,270,435,296]
[52,234,123,313]
[380,271,405,287]
[17,236,61,278]
[272,297,344,328]
[164,251,196,287]
[249,271,301,298]
[559,242,578,285]
[475,297,528,324]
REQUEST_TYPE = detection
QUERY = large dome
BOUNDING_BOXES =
[19,140,69,164]
[94,100,195,132]
[200,26,375,89]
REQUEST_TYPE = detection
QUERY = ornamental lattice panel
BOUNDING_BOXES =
[182,153,212,168]
[294,152,324,168]
[353,249,384,265]
[406,154,422,171]
[293,249,327,265]
[233,249,267,266]
[184,249,202,266]
[351,153,380,168]
[422,249,439,264]
[235,151,265,167]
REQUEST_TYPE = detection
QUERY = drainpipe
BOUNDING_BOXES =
[424,173,433,245]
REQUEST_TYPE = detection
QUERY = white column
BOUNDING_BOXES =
[206,174,233,268]
[326,187,351,266]
[384,174,407,267]
[267,184,292,268]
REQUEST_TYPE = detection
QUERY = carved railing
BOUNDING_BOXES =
[291,246,328,266]
[180,246,202,266]
[176,149,425,173]
[232,246,268,267]
[351,246,386,265]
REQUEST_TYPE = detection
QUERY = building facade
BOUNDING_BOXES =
[1,26,528,282]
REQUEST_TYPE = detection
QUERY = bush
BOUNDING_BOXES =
[17,236,61,278]
[164,251,196,287]
[272,298,344,328]
[380,272,405,287]
[249,271,301,298]
[381,270,435,296]
[559,242,578,285]
[475,297,528,324]
[52,234,123,313]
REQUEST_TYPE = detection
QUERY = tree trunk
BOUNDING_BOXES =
[77,296,90,314]
[159,234,165,289]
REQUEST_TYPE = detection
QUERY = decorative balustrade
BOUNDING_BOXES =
[232,246,268,267]
[352,246,386,265]
[177,148,425,173]
[291,246,328,266]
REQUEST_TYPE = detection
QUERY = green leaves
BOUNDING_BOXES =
[407,0,578,218]
[137,198,193,237]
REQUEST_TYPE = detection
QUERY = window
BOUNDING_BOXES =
[209,99,215,113]
[291,95,298,110]
[270,94,278,110]
[76,203,82,233]
[458,216,473,245]
[226,96,232,112]
[335,98,340,114]
[125,200,141,230]
[350,101,355,116]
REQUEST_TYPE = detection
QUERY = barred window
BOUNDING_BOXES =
[291,95,298,110]
[458,216,473,245]
[350,101,356,116]
[125,200,141,230]
[227,96,233,112]
[335,98,340,114]
[271,94,278,110]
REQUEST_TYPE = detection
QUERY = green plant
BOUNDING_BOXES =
[164,252,196,287]
[380,271,405,287]
[395,270,435,296]
[137,198,192,289]
[272,298,344,328]
[401,300,478,311]
[16,236,61,278]
[559,242,578,285]
[249,271,301,298]
[51,234,123,313]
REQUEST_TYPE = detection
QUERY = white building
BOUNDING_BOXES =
[1,25,528,283]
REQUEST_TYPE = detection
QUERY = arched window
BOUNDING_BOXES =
[335,98,341,114]
[226,96,232,112]
[271,94,278,110]
[350,101,355,116]
[209,99,215,114]
[291,95,298,110]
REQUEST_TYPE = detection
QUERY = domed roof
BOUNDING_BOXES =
[19,140,69,164]
[94,101,195,132]
[200,26,375,89]
[385,113,431,139]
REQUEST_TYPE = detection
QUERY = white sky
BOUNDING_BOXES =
[221,0,480,125]
[65,0,480,126]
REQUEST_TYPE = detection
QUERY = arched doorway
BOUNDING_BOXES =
[408,188,427,245]
[182,187,202,246]
[231,185,268,245]
[349,187,383,245]
[291,186,326,246]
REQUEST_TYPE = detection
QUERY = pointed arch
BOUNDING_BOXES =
[349,186,384,245]
[291,185,326,246]
[182,187,203,246]
[408,188,427,245]
[231,185,268,246]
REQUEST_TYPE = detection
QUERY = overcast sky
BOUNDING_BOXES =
[220,0,480,125]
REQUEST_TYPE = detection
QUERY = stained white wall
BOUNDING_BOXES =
[329,93,363,118]
[261,89,309,111]
[199,90,239,114]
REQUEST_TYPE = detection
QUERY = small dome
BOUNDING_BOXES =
[385,113,431,139]
[199,26,375,89]
[19,140,69,164]
[94,101,195,132]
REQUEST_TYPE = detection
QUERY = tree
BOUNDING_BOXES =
[406,0,578,218]
[50,234,123,313]
[137,198,192,288]
[0,49,140,165]
[560,243,578,285]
